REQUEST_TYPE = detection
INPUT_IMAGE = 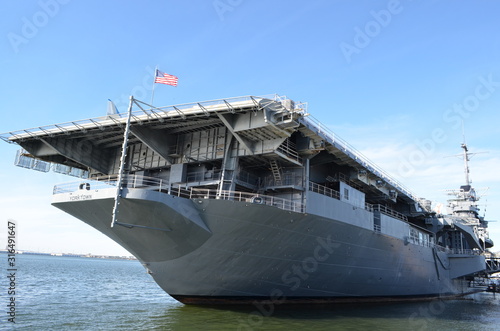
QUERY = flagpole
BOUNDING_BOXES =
[151,65,158,106]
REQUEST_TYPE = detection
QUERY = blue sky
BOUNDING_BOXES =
[1,0,499,256]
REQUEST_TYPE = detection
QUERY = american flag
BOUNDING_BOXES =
[154,70,178,86]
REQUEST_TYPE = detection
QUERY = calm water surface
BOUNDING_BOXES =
[1,254,500,330]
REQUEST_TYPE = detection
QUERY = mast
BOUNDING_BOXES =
[151,66,158,105]
[461,142,470,187]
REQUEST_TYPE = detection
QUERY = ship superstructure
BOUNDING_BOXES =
[1,94,497,303]
[441,143,493,252]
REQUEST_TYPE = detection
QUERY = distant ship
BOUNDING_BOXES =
[2,95,498,304]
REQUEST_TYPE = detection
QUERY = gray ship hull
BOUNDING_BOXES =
[4,94,493,305]
[52,187,482,304]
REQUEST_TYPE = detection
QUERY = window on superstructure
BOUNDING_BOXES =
[344,188,349,200]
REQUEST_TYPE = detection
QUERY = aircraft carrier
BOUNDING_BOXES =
[1,94,497,304]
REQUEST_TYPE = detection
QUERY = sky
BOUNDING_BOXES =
[0,0,499,256]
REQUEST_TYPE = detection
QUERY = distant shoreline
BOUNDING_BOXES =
[0,250,136,260]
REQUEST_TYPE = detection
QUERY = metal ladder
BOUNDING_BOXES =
[270,160,282,186]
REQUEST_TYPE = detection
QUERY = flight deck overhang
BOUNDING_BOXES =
[2,96,282,144]
[297,117,424,208]
[1,95,303,174]
[1,94,424,209]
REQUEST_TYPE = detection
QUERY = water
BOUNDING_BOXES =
[2,254,500,330]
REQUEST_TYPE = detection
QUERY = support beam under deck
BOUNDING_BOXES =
[33,137,111,174]
[216,113,254,155]
[130,126,175,164]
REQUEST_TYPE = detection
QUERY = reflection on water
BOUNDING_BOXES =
[3,254,500,331]
[158,294,500,331]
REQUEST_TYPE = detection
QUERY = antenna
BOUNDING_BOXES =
[461,120,466,146]
[461,141,470,186]
[455,123,487,187]
[460,120,470,186]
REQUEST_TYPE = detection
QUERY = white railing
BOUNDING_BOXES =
[309,181,409,223]
[262,172,303,188]
[373,204,408,222]
[53,175,168,194]
[300,115,421,204]
[170,187,304,213]
[276,139,302,164]
[235,171,260,187]
[309,181,340,200]
[365,202,374,212]
[53,175,304,213]
[434,245,481,256]
[186,170,222,183]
